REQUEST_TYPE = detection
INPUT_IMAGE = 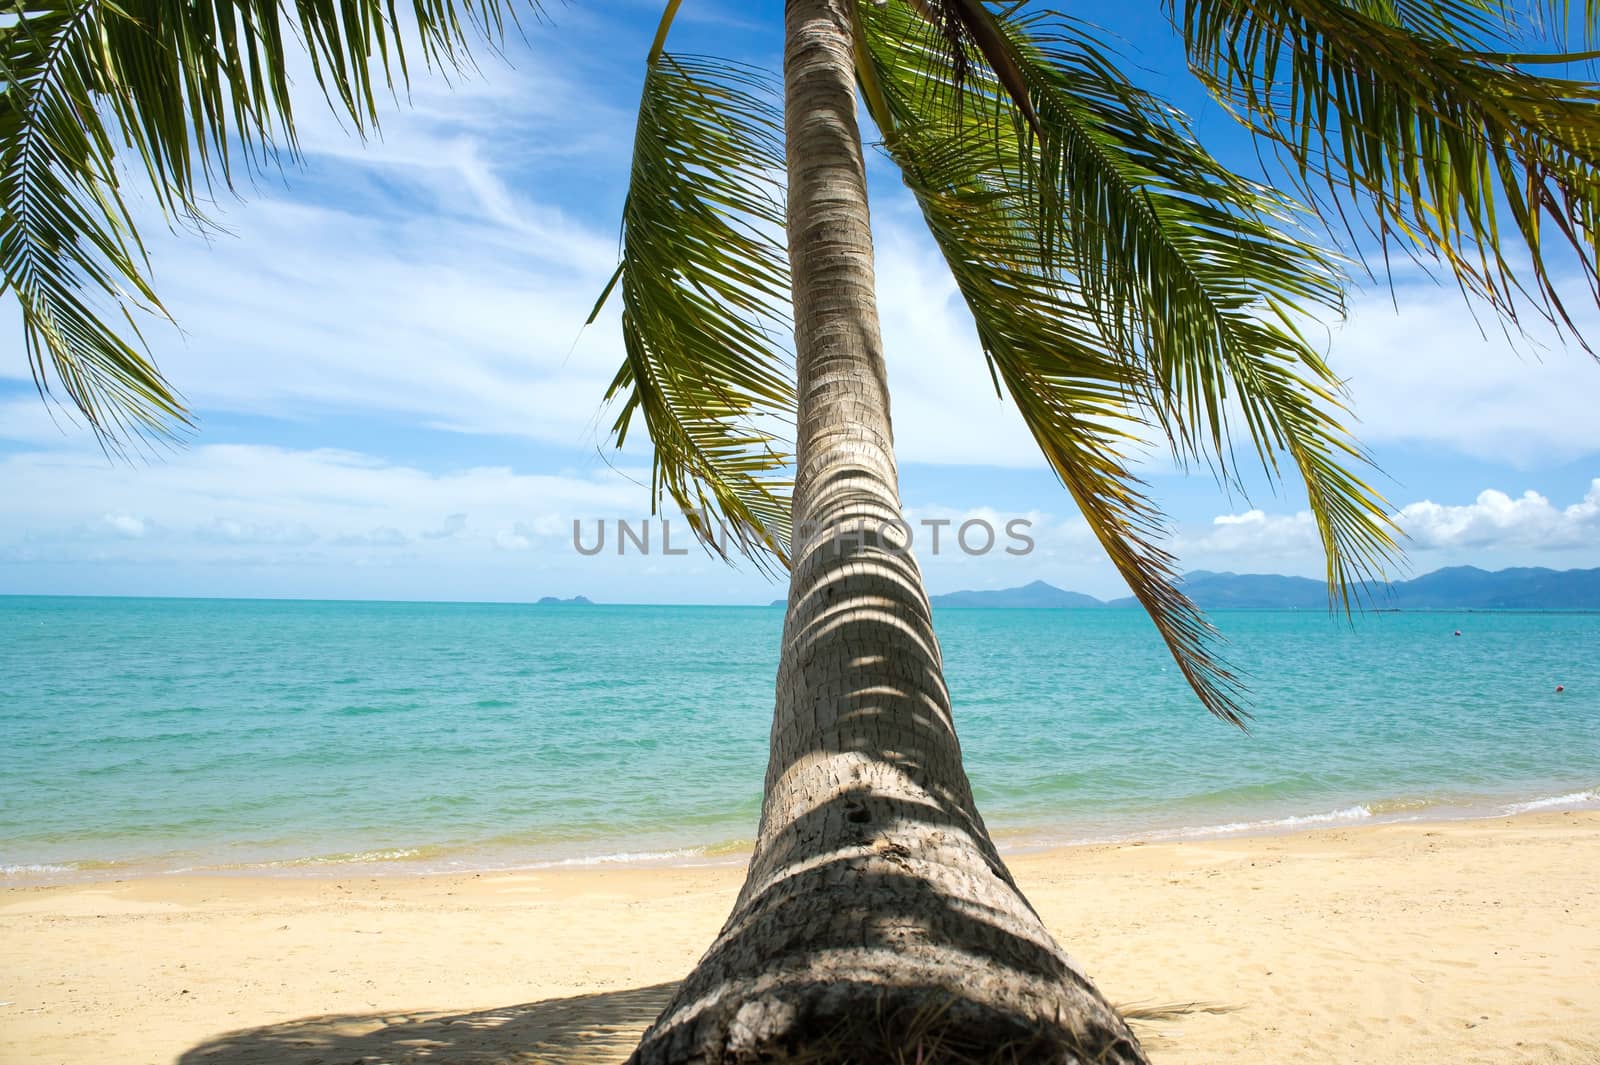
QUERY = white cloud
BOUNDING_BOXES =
[102,513,147,539]
[2,430,1596,601]
[422,513,469,540]
[871,226,1043,468]
[0,445,622,552]
[0,32,633,454]
[116,196,625,451]
[333,527,410,548]
[492,528,533,551]
[1182,509,1320,558]
[128,172,1060,469]
[197,518,319,546]
[0,441,779,601]
[1186,480,1600,578]
[0,396,90,446]
[1398,481,1600,550]
[1325,282,1600,464]
[0,76,1102,472]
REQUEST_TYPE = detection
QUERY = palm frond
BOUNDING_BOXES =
[858,0,1402,723]
[595,52,795,567]
[0,0,532,443]
[0,0,185,443]
[1176,0,1600,344]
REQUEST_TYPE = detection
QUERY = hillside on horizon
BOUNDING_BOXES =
[926,565,1600,610]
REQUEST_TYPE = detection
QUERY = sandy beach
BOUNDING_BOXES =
[3,809,1596,1065]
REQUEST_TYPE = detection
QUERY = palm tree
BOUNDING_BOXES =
[6,0,1600,1059]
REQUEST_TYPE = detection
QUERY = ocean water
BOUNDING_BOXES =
[2,596,1596,881]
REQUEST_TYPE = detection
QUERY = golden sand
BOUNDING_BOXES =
[3,810,1596,1064]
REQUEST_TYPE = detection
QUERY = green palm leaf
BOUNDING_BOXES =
[595,50,795,567]
[1176,0,1600,342]
[858,0,1400,723]
[0,0,185,443]
[0,0,531,443]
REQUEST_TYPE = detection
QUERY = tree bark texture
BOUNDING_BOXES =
[628,2,1148,1061]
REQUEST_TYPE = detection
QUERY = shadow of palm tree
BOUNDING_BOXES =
[177,982,678,1064]
[174,980,1225,1064]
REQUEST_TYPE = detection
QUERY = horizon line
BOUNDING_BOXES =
[2,561,1595,610]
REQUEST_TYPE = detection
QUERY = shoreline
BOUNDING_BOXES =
[6,781,1597,886]
[4,809,1597,1064]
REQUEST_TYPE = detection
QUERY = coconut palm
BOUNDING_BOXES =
[6,0,1600,1060]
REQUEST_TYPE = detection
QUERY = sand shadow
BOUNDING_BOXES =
[172,984,1219,1064]
[176,982,676,1064]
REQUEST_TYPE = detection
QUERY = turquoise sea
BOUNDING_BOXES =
[2,596,1596,882]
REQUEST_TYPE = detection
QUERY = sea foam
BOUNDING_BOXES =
[1,863,78,878]
[1501,789,1600,814]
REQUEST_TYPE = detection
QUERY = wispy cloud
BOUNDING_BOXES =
[1,5,1597,607]
[4,14,1595,474]
[1327,282,1600,465]
[0,441,779,601]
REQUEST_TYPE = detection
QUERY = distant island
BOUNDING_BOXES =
[925,566,1600,610]
[932,580,1104,609]
[535,595,594,606]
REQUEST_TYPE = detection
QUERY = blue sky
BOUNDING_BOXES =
[2,0,1598,604]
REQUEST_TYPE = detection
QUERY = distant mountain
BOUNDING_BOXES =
[1108,570,1330,609]
[929,566,1600,610]
[535,595,594,606]
[1371,566,1600,610]
[931,580,1106,609]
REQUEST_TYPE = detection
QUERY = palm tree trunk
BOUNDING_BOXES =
[628,3,1148,1061]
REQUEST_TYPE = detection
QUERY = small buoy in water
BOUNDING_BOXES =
[1454,630,1462,637]
[1556,685,1566,693]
